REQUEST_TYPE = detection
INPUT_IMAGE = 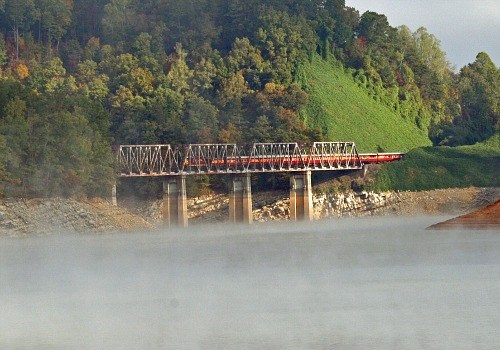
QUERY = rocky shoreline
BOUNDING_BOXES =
[1,187,498,236]
[189,187,499,223]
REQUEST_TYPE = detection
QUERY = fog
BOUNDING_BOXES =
[1,217,499,349]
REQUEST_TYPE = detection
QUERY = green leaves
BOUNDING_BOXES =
[167,43,193,95]
[0,0,497,198]
[256,7,316,84]
[455,52,499,144]
[0,77,114,197]
[184,96,218,143]
[35,0,73,41]
[102,0,138,44]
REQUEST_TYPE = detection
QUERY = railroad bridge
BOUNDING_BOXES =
[116,142,404,226]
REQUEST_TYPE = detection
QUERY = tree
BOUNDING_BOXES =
[127,67,154,95]
[71,0,106,43]
[455,52,499,144]
[167,43,193,95]
[149,22,168,59]
[143,0,220,56]
[34,0,73,57]
[217,0,261,51]
[22,91,115,197]
[253,83,309,142]
[331,4,359,60]
[1,0,35,60]
[61,38,82,72]
[250,115,272,142]
[355,11,398,85]
[99,52,139,91]
[26,57,67,93]
[217,70,251,108]
[0,96,29,188]
[85,131,115,197]
[256,8,316,84]
[191,56,217,98]
[184,96,218,143]
[82,36,101,62]
[216,70,251,135]
[149,86,184,144]
[102,0,141,45]
[413,27,449,80]
[76,59,109,101]
[0,35,8,70]
[27,110,89,196]
[132,32,152,58]
[0,135,9,190]
[219,122,243,144]
[357,11,396,52]
[226,37,266,89]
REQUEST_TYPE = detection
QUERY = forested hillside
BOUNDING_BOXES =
[0,0,498,197]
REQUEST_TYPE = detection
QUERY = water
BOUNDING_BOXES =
[1,216,499,349]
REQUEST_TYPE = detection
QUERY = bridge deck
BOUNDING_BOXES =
[118,143,404,177]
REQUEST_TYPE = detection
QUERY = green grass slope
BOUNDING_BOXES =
[301,56,431,153]
[369,134,500,191]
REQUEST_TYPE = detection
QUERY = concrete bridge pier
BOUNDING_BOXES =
[111,182,117,206]
[229,173,253,224]
[289,171,313,221]
[162,175,188,227]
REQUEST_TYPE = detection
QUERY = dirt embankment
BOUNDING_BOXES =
[0,198,151,236]
[428,200,500,230]
[0,187,498,235]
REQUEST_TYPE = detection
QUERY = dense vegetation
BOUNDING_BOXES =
[0,0,498,197]
[369,134,500,191]
[302,56,431,152]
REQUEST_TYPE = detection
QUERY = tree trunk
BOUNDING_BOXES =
[47,29,52,59]
[14,25,19,61]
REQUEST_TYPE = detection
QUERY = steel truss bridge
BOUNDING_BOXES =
[118,142,404,177]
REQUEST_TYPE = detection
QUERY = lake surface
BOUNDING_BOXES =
[1,216,499,349]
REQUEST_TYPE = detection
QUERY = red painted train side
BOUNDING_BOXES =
[358,153,405,164]
[196,153,404,167]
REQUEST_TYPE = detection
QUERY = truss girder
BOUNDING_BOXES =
[118,142,364,177]
[119,144,180,176]
[183,144,244,173]
[308,142,362,169]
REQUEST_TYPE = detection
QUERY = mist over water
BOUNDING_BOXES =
[1,217,499,349]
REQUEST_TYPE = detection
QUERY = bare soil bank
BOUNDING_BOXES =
[0,198,151,236]
[0,187,498,236]
[428,200,500,230]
